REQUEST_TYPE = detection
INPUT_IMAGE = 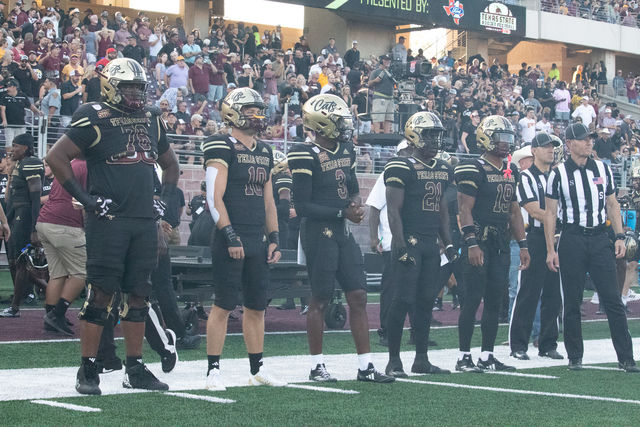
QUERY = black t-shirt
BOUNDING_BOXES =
[461,122,478,153]
[123,45,146,64]
[223,62,235,85]
[28,63,45,98]
[595,137,615,160]
[384,156,453,236]
[163,186,185,227]
[354,92,370,121]
[288,141,359,212]
[60,80,81,116]
[64,102,170,218]
[454,158,519,226]
[201,135,273,231]
[237,75,250,88]
[188,193,206,224]
[12,66,35,97]
[0,91,31,125]
[82,77,101,103]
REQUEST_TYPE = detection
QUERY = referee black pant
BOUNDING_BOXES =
[458,241,510,352]
[509,230,561,354]
[558,228,634,363]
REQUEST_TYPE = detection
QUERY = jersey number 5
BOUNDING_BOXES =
[246,166,267,196]
[422,181,442,211]
[493,183,513,214]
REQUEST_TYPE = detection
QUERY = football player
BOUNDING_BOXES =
[46,58,180,395]
[383,112,455,377]
[454,115,530,372]
[288,94,393,383]
[0,133,43,319]
[202,87,284,391]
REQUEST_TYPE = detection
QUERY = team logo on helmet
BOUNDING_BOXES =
[302,94,353,141]
[404,112,446,149]
[221,88,267,132]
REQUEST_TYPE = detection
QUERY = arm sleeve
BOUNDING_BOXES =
[383,158,411,189]
[201,137,232,169]
[546,168,560,200]
[288,148,342,220]
[517,172,538,206]
[454,162,482,197]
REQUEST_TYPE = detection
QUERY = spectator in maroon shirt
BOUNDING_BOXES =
[188,55,210,100]
[39,44,62,83]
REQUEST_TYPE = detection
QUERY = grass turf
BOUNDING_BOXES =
[1,364,640,426]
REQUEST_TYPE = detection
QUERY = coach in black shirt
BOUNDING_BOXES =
[60,70,83,118]
[123,36,147,67]
[544,123,638,372]
[0,79,41,146]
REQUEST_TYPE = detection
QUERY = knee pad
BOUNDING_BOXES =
[120,294,150,322]
[78,284,115,326]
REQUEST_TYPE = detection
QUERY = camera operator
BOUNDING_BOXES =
[368,55,395,133]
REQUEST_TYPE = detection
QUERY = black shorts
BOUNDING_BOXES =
[7,205,32,262]
[211,228,269,311]
[301,218,366,300]
[391,234,440,305]
[85,216,158,297]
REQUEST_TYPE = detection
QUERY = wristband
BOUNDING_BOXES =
[465,237,478,247]
[616,233,625,241]
[518,239,528,249]
[461,225,476,236]
[445,244,454,250]
[268,231,280,246]
[221,225,242,247]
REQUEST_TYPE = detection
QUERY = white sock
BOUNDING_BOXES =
[311,354,324,369]
[357,353,372,371]
[480,351,492,362]
[459,351,471,360]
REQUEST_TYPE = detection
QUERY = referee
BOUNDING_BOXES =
[509,133,563,361]
[544,123,639,372]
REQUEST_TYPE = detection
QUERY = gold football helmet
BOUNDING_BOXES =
[550,134,565,164]
[435,151,452,164]
[221,87,267,131]
[476,115,516,152]
[404,112,446,149]
[272,149,288,175]
[100,57,148,111]
[302,94,354,141]
[625,232,639,261]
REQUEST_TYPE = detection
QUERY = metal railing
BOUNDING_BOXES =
[539,0,640,26]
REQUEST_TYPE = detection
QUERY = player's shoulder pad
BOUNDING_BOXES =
[200,134,232,153]
[19,156,44,173]
[69,102,103,127]
[145,105,163,118]
[384,156,413,171]
[454,159,482,175]
[257,140,273,156]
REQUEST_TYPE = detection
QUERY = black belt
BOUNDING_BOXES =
[562,223,606,236]
[526,226,544,234]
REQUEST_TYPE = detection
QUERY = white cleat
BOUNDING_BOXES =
[205,369,227,391]
[248,368,287,387]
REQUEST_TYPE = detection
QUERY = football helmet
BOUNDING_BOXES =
[100,58,148,112]
[221,87,267,132]
[302,94,354,141]
[404,112,446,149]
[435,151,452,164]
[550,134,565,164]
[624,231,639,261]
[476,115,516,152]
[272,149,288,175]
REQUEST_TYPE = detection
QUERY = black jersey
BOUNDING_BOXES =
[64,102,170,219]
[9,156,44,206]
[287,141,358,218]
[384,156,453,236]
[201,135,273,230]
[454,157,519,226]
[272,171,292,201]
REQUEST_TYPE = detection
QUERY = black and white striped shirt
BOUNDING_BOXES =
[517,164,548,230]
[546,157,615,227]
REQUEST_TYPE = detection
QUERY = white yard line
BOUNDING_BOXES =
[286,384,359,394]
[31,399,102,412]
[481,371,558,379]
[1,337,639,402]
[395,378,640,405]
[165,392,235,404]
[582,366,621,372]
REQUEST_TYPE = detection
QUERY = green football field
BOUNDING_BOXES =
[2,320,640,426]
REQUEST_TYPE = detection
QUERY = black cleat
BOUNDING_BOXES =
[176,334,201,350]
[477,355,516,371]
[455,354,482,373]
[300,305,309,315]
[123,363,169,390]
[357,363,395,383]
[43,311,74,336]
[309,364,337,382]
[432,297,443,311]
[539,350,564,360]
[196,305,208,320]
[510,351,530,360]
[96,357,122,374]
[412,354,450,374]
[276,300,296,310]
[568,358,583,371]
[76,362,101,395]
[619,360,640,373]
[385,358,408,378]
[0,307,19,318]
[161,329,178,373]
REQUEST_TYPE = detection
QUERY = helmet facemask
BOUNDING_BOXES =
[489,131,515,156]
[116,81,148,111]
[417,128,445,151]
[239,105,267,134]
[335,116,354,142]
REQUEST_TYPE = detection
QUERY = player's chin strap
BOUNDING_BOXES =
[504,154,513,179]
